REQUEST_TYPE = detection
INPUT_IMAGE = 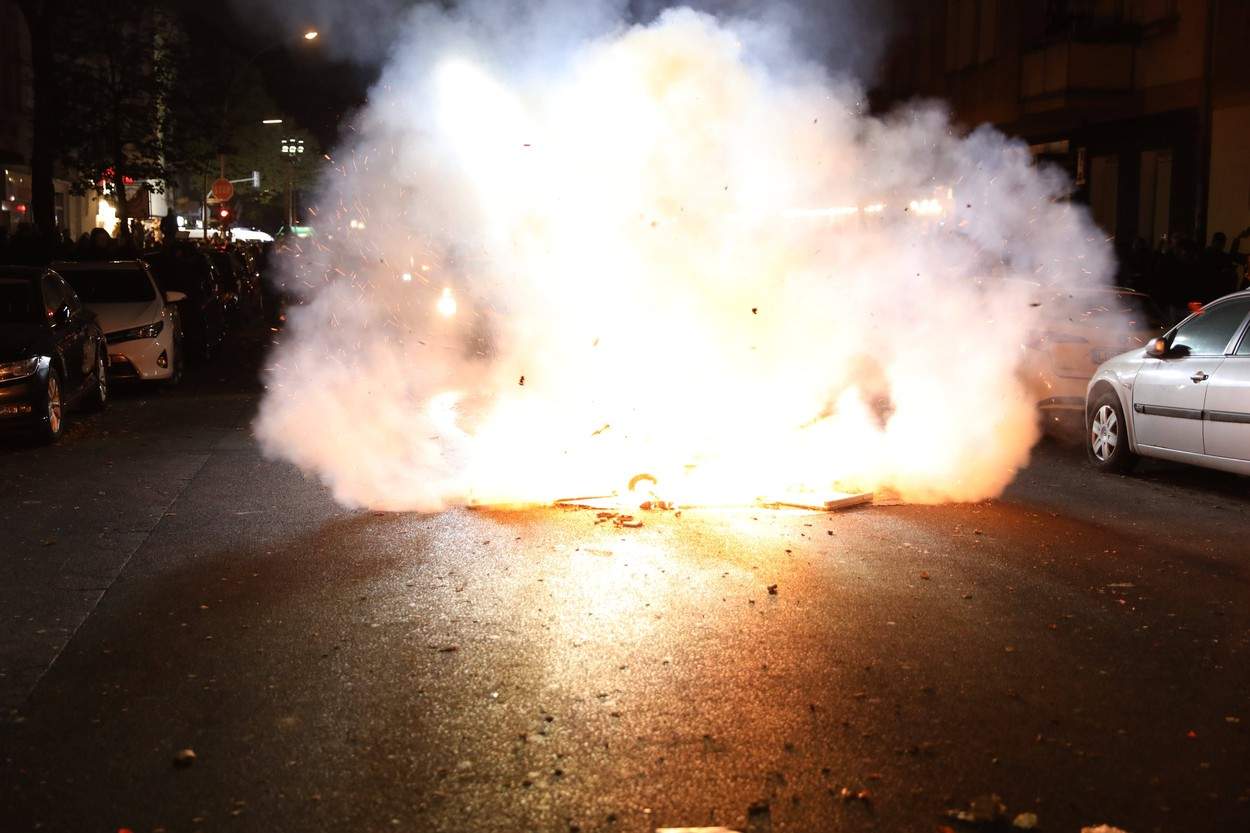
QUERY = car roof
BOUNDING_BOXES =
[52,260,146,271]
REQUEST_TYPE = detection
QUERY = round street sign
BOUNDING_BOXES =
[211,178,234,202]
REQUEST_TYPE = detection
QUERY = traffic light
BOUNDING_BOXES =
[216,203,233,227]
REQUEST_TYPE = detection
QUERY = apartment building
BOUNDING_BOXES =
[875,0,1250,257]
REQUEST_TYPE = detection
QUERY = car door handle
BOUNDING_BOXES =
[1191,371,1209,383]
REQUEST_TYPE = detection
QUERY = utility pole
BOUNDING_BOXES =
[281,137,304,228]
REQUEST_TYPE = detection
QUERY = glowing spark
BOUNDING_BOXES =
[908,198,943,216]
[401,272,413,282]
[436,287,457,318]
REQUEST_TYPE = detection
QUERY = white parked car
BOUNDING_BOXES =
[1022,286,1166,427]
[55,261,185,384]
[1086,290,1250,475]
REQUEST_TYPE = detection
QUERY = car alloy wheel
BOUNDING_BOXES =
[95,354,108,404]
[46,373,62,435]
[1090,404,1118,462]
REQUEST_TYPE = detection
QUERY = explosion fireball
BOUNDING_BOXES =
[256,5,1115,511]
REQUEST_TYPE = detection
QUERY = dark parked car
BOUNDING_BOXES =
[144,245,226,361]
[207,248,253,315]
[0,266,109,442]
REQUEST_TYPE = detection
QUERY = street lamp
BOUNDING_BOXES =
[281,139,306,228]
[207,31,321,236]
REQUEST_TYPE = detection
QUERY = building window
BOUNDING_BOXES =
[978,0,998,63]
[1089,154,1120,238]
[1129,0,1178,25]
[946,0,998,71]
[1138,149,1172,247]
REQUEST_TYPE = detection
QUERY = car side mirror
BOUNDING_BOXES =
[1148,338,1190,359]
[165,290,188,304]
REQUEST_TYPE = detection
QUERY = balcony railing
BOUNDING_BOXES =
[1020,40,1134,112]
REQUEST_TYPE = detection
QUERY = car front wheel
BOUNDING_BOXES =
[165,331,184,387]
[85,348,108,411]
[1087,392,1137,473]
[41,368,65,443]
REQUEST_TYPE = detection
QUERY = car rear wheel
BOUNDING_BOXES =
[1087,392,1137,473]
[41,369,65,443]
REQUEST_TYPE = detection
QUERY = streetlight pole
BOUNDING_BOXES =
[215,30,319,233]
[280,138,305,228]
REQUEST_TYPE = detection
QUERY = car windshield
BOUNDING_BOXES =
[62,268,156,303]
[0,278,40,324]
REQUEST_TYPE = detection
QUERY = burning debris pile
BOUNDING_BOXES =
[256,3,1114,512]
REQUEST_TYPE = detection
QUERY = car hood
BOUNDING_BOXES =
[89,300,162,337]
[0,323,53,362]
[1094,346,1149,383]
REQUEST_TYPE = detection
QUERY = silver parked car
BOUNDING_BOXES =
[1085,290,1250,475]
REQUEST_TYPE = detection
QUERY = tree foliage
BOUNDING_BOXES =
[53,0,180,228]
[43,0,321,231]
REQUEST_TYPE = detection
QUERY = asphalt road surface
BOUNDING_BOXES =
[1,335,1248,833]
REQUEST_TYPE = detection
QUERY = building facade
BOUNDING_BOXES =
[0,0,34,237]
[0,0,157,241]
[875,0,1250,260]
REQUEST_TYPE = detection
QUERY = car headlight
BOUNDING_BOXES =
[107,320,164,342]
[0,356,40,382]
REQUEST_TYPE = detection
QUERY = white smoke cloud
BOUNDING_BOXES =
[256,3,1115,511]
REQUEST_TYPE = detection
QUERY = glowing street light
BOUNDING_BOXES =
[303,30,319,41]
[261,118,283,125]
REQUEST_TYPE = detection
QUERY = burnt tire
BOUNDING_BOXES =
[1087,391,1137,473]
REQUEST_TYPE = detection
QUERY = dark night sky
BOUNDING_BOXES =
[168,0,892,154]
[170,0,377,151]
